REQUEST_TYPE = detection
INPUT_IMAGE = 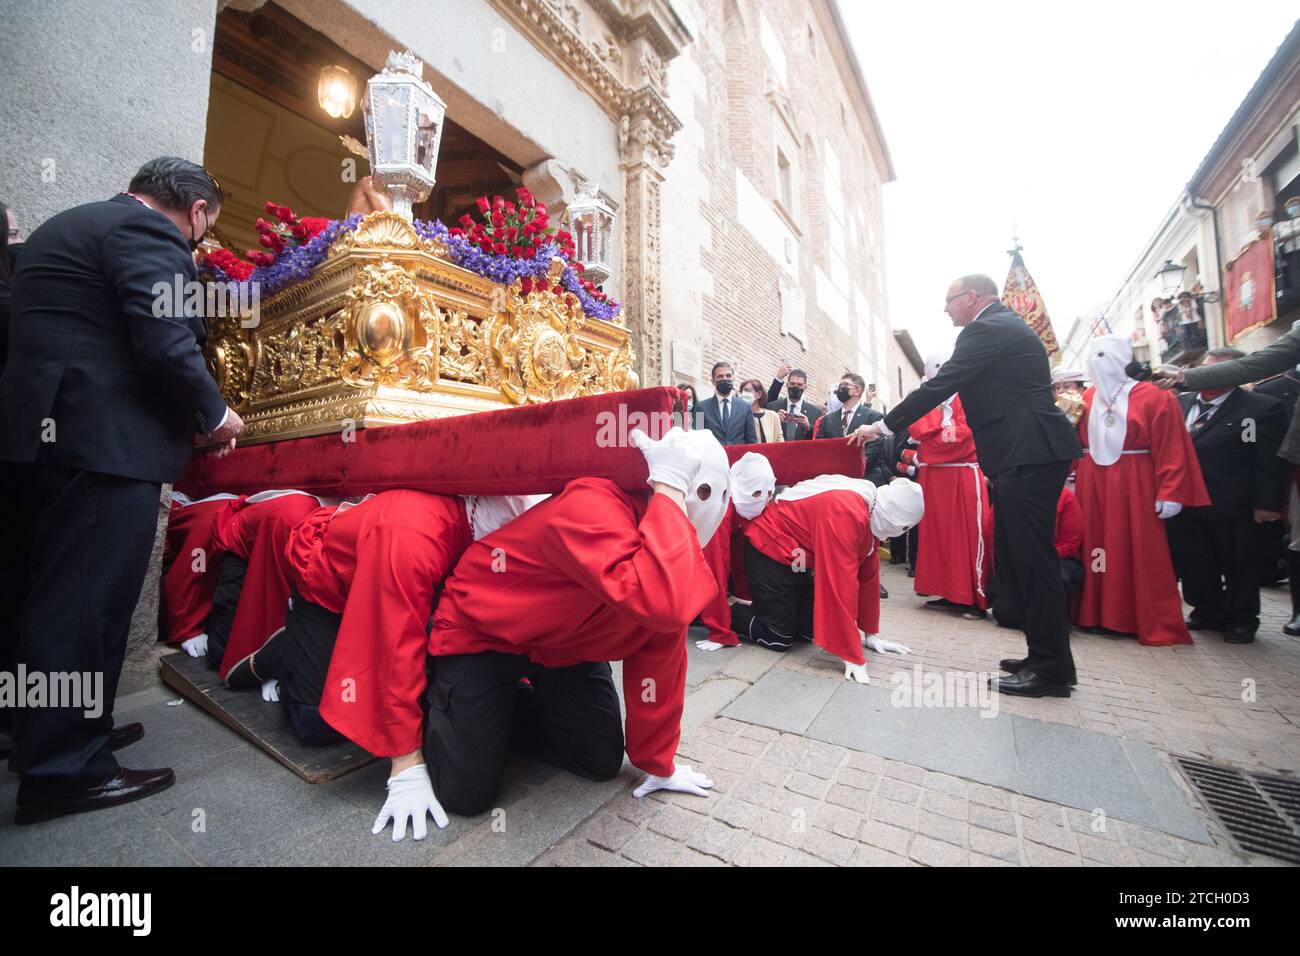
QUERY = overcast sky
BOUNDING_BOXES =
[841,1,1299,360]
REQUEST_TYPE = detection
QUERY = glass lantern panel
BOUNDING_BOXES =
[373,84,411,166]
[415,118,439,171]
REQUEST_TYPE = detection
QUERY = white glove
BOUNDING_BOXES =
[180,634,208,658]
[864,634,912,655]
[629,427,701,494]
[633,762,714,799]
[695,639,726,652]
[1155,500,1182,519]
[844,661,870,684]
[261,679,280,703]
[372,764,449,842]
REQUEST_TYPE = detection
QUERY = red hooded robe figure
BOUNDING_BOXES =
[741,488,883,666]
[909,394,991,608]
[211,491,324,676]
[283,491,472,757]
[1074,337,1209,645]
[431,477,717,777]
[160,493,238,645]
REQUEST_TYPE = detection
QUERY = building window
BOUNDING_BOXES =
[777,146,794,214]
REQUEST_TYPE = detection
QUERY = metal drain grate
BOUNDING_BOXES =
[1175,756,1300,864]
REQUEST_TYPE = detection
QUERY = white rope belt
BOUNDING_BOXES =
[914,459,985,598]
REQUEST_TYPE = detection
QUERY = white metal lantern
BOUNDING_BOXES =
[1154,259,1186,295]
[567,181,616,285]
[363,50,446,220]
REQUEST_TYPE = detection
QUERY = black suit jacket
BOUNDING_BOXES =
[766,396,824,441]
[816,402,890,484]
[0,195,228,483]
[1178,389,1287,519]
[883,303,1081,477]
[693,394,757,446]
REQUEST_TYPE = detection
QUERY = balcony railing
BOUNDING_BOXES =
[1276,217,1300,319]
[1159,322,1209,366]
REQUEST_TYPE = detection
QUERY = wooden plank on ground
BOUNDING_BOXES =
[159,651,375,784]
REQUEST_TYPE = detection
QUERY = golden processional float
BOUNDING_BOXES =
[200,51,637,445]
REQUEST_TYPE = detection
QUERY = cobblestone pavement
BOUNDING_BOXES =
[538,564,1300,867]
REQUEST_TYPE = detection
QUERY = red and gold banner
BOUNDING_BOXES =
[1225,228,1276,343]
[1002,251,1062,364]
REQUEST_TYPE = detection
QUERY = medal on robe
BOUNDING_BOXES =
[1104,412,1116,427]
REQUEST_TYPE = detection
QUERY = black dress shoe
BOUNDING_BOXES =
[998,658,1077,685]
[988,671,1070,698]
[225,626,287,690]
[1284,615,1300,637]
[880,584,889,599]
[108,722,144,752]
[1224,627,1256,645]
[15,767,175,825]
[1185,616,1225,632]
[924,598,953,609]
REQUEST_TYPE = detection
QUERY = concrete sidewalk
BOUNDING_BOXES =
[2,563,1297,866]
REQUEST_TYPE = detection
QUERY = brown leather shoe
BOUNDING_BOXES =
[108,722,144,751]
[15,767,175,825]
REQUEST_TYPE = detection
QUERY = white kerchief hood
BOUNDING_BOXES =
[1086,335,1135,467]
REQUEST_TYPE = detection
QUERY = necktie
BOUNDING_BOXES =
[1189,401,1212,436]
[721,398,730,426]
[843,408,853,434]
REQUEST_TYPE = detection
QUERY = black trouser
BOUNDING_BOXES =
[988,461,1075,682]
[730,540,815,651]
[992,558,1084,631]
[0,463,160,798]
[1167,512,1261,634]
[204,554,246,668]
[422,652,624,816]
[252,591,345,747]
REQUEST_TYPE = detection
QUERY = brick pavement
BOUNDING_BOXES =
[540,563,1300,867]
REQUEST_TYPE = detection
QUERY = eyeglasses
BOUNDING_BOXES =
[945,290,975,304]
[203,168,224,199]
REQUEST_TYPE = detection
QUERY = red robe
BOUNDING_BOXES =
[1056,486,1083,561]
[431,477,716,777]
[741,490,880,666]
[160,496,237,645]
[698,506,743,647]
[909,397,991,607]
[212,493,322,676]
[1075,382,1210,645]
[284,491,471,758]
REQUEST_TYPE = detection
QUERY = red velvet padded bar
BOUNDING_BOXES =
[179,386,864,497]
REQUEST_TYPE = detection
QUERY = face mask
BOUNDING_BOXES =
[716,379,734,396]
[835,384,852,403]
[739,390,757,404]
[188,206,209,252]
[679,429,732,546]
[786,386,804,402]
[686,399,694,412]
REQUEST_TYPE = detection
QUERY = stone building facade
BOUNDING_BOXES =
[1,0,896,405]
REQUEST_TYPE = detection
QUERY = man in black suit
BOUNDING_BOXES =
[851,274,1082,696]
[1166,349,1287,644]
[817,372,892,599]
[765,365,823,441]
[817,373,890,483]
[693,361,757,446]
[0,157,244,822]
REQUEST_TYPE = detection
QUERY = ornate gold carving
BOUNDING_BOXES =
[205,314,253,409]
[206,213,635,444]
